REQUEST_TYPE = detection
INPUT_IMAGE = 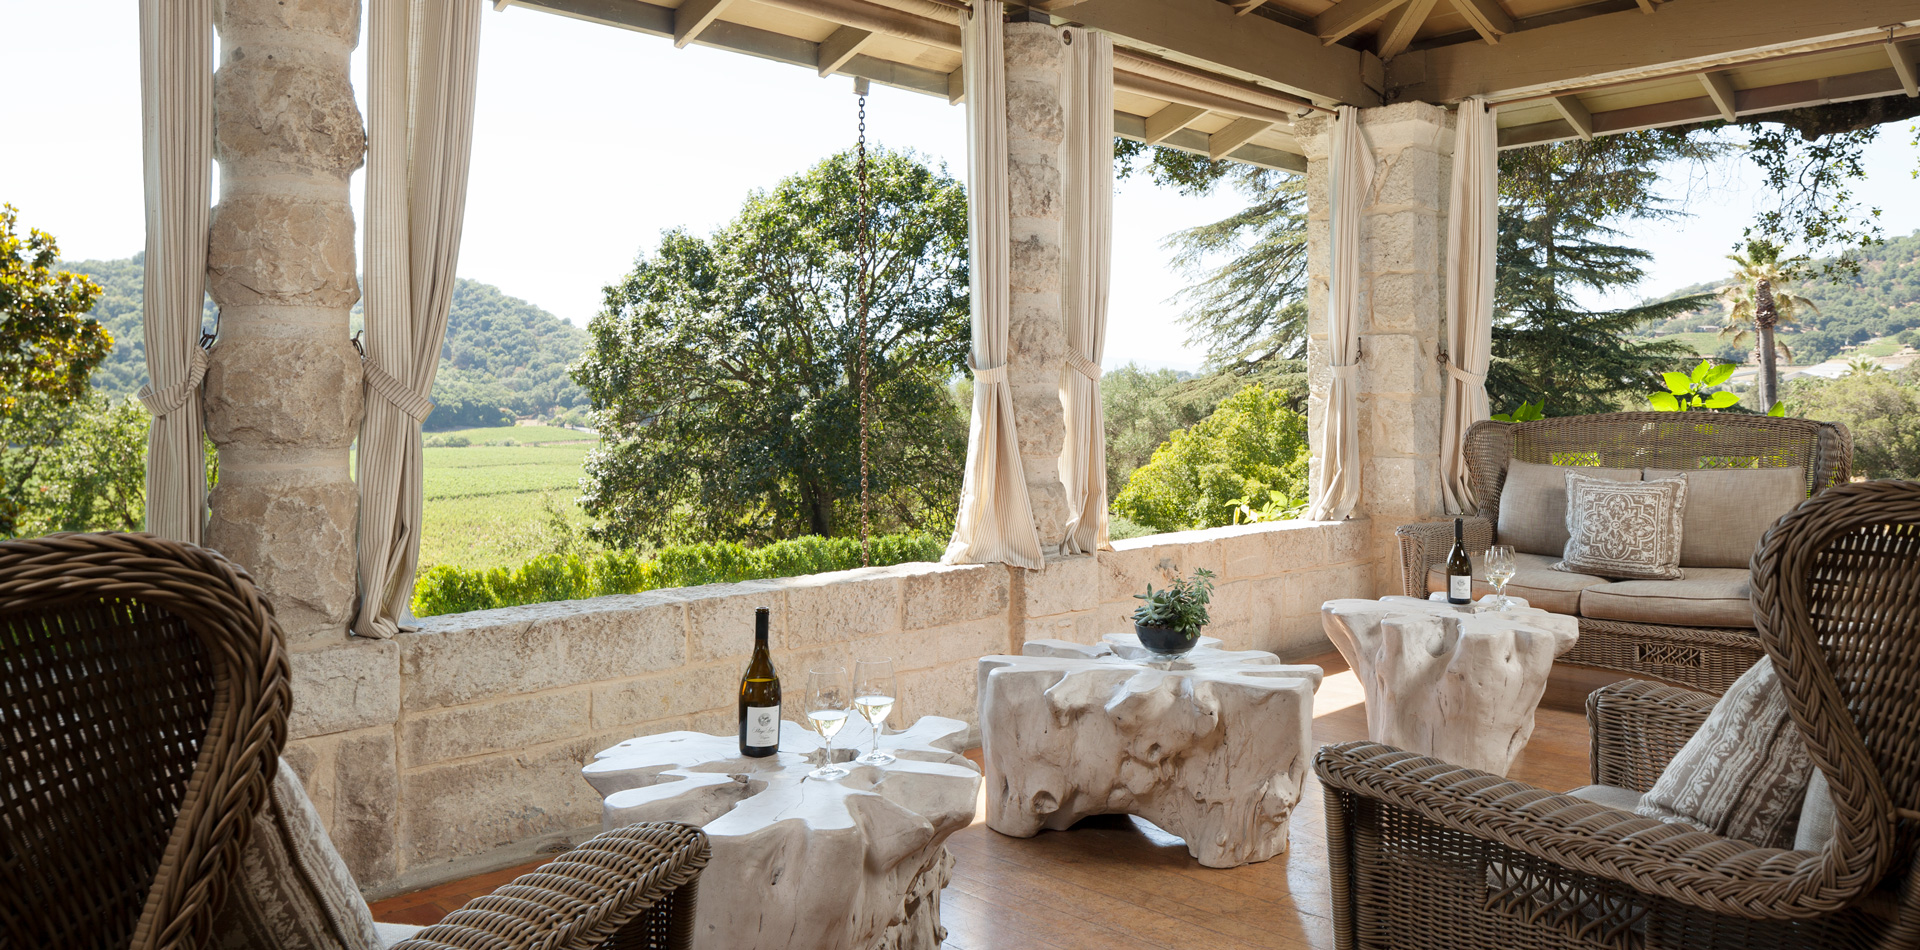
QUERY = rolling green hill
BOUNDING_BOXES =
[61,256,586,428]
[1635,230,1920,362]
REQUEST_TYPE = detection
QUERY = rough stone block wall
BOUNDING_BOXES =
[285,520,1366,893]
[1301,103,1453,593]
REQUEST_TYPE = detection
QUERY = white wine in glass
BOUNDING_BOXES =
[805,668,852,780]
[853,658,897,766]
[1484,544,1517,611]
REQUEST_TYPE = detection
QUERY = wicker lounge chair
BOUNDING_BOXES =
[1320,478,1920,950]
[1396,411,1851,693]
[0,533,707,950]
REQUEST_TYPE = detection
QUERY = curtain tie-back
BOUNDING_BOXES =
[969,355,1009,386]
[362,356,435,422]
[1446,362,1486,385]
[138,348,208,417]
[1065,347,1101,380]
[1329,363,1359,380]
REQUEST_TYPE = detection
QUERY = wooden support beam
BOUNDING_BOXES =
[1314,0,1411,45]
[1699,70,1738,121]
[1391,0,1920,104]
[1449,0,1514,43]
[1633,0,1654,12]
[673,0,734,47]
[1889,40,1920,97]
[947,66,965,104]
[1116,111,1307,173]
[1550,94,1593,139]
[1066,0,1380,107]
[1374,0,1439,59]
[1208,117,1275,159]
[1144,103,1209,144]
[1232,0,1271,16]
[817,26,875,76]
[1498,65,1911,148]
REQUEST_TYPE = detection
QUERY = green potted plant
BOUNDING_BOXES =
[1131,567,1216,658]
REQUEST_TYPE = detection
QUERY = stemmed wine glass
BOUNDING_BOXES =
[804,668,852,780]
[1484,544,1517,611]
[853,658,898,766]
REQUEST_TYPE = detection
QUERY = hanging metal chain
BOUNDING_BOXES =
[856,89,873,568]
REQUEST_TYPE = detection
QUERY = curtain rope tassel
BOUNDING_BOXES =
[137,348,209,418]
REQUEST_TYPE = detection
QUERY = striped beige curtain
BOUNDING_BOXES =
[1058,28,1113,556]
[1307,106,1372,522]
[944,0,1044,569]
[137,0,214,542]
[353,0,481,638]
[1441,99,1497,514]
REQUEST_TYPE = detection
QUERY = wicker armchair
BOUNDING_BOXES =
[1320,479,1920,950]
[0,533,708,950]
[1396,411,1852,693]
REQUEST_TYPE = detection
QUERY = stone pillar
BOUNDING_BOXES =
[1302,103,1452,593]
[1002,21,1071,557]
[203,0,365,648]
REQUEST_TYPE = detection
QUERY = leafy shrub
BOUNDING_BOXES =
[1107,515,1156,541]
[1113,383,1309,534]
[412,531,947,617]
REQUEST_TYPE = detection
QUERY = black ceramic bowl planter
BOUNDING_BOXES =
[1135,622,1202,658]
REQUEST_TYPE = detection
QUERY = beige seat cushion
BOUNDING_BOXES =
[1428,551,1609,614]
[1579,569,1754,628]
[376,923,426,948]
[1496,460,1641,557]
[1796,767,1835,852]
[1566,784,1644,812]
[1635,657,1814,849]
[1646,467,1807,569]
[214,758,382,950]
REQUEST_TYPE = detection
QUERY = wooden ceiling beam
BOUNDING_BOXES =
[1144,103,1209,144]
[817,26,876,76]
[1699,70,1738,120]
[1632,0,1654,12]
[1449,0,1514,44]
[1375,0,1439,59]
[1232,0,1271,16]
[1208,116,1276,158]
[1390,0,1920,104]
[1888,39,1920,97]
[1064,0,1381,106]
[1498,64,1911,148]
[1549,94,1593,139]
[1116,111,1307,172]
[1314,0,1411,46]
[673,0,735,47]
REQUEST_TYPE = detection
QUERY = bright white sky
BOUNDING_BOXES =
[6,1,1920,372]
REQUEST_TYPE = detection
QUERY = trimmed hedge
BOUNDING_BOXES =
[413,532,947,618]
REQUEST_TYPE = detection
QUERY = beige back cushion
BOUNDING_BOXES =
[1496,460,1640,557]
[1645,467,1807,568]
[1635,657,1815,849]
[213,758,382,950]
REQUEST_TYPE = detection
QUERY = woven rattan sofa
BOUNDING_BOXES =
[0,533,708,950]
[1396,411,1851,694]
[1322,478,1920,950]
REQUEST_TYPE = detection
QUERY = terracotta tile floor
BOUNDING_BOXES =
[370,652,1593,948]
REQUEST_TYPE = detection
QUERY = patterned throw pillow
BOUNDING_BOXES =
[1635,657,1814,849]
[212,758,383,950]
[1554,471,1688,581]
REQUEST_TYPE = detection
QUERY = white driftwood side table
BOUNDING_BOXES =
[1320,595,1579,776]
[582,716,980,950]
[977,633,1323,868]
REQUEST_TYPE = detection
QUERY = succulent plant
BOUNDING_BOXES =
[1131,567,1216,633]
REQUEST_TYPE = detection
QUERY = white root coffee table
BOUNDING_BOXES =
[582,716,980,950]
[977,633,1323,868]
[1320,595,1579,776]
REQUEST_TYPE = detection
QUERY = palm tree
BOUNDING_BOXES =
[1716,239,1818,409]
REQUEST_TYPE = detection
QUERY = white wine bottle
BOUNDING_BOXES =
[1445,517,1473,605]
[738,607,781,757]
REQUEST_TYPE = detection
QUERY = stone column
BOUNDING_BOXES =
[1302,103,1452,593]
[1003,21,1071,557]
[204,0,366,648]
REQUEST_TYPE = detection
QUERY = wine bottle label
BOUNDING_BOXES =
[1449,574,1472,601]
[744,705,781,747]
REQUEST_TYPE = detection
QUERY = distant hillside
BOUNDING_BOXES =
[63,257,586,429]
[1635,230,1920,363]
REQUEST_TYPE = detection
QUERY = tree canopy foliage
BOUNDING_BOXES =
[1782,365,1920,479]
[1112,383,1308,534]
[1,205,109,414]
[573,148,970,548]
